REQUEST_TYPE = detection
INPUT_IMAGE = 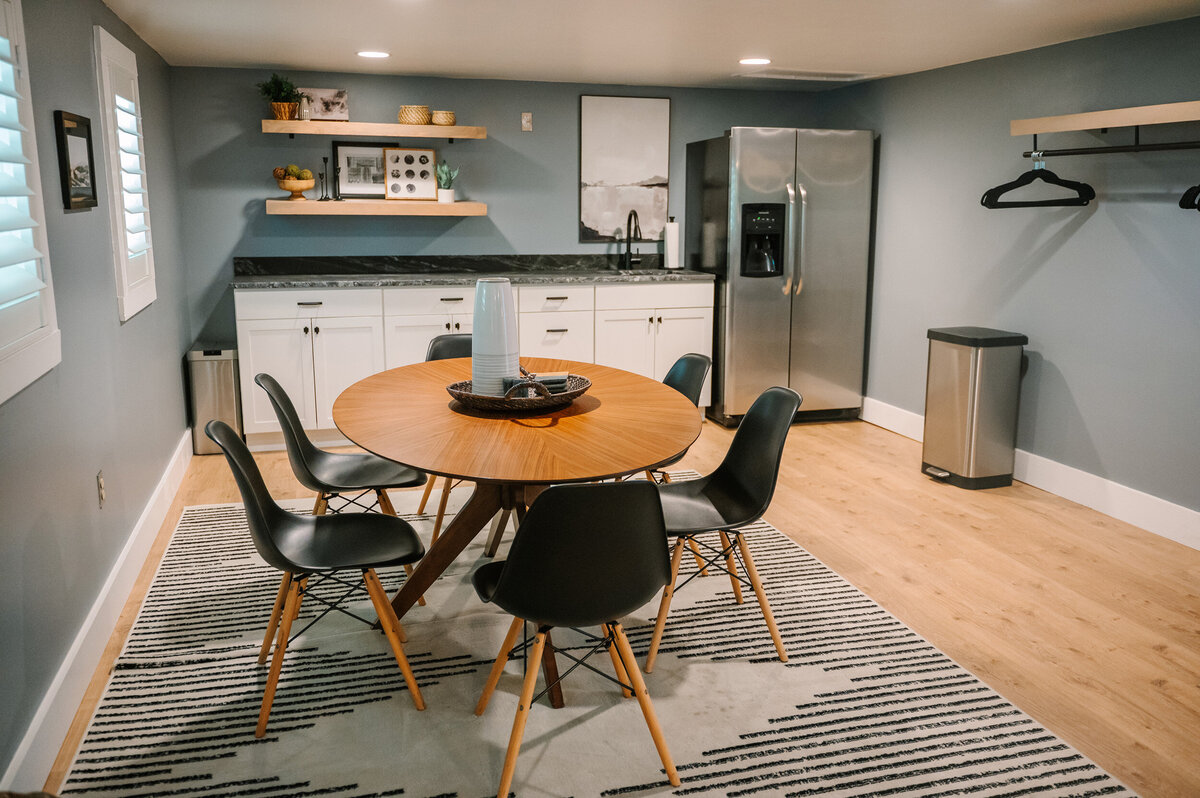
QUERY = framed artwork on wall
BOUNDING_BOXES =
[332,140,390,199]
[383,147,436,200]
[579,95,670,242]
[53,110,98,210]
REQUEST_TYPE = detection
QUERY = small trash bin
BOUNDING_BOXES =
[187,343,241,455]
[921,326,1028,489]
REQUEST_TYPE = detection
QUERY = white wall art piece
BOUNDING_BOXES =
[300,87,349,120]
[579,95,669,243]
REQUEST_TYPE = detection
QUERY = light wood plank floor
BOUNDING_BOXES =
[46,420,1200,797]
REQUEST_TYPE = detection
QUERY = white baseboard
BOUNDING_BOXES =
[1,429,193,791]
[861,397,1200,551]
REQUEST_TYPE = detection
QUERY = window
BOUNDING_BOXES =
[0,0,61,405]
[94,26,155,321]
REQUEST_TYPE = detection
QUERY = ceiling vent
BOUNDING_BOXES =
[736,68,880,83]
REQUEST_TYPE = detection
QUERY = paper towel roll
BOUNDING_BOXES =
[664,219,681,269]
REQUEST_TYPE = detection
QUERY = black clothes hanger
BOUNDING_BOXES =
[981,159,1096,209]
[1179,184,1200,210]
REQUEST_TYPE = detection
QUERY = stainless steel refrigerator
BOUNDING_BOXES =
[685,126,875,425]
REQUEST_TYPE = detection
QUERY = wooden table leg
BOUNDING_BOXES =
[390,481,504,619]
[540,629,566,709]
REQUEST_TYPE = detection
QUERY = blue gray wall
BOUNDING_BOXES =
[819,17,1200,513]
[167,68,823,341]
[0,0,190,772]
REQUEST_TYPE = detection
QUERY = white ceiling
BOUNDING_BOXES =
[102,0,1200,89]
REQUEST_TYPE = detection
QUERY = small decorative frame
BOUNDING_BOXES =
[383,147,437,200]
[53,110,98,210]
[332,140,389,199]
[299,87,349,120]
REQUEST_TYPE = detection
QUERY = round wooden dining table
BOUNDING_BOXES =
[333,356,704,622]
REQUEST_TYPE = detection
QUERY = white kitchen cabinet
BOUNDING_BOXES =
[517,285,595,362]
[234,289,384,435]
[383,286,474,368]
[595,282,714,406]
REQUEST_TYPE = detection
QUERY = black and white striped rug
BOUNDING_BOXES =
[60,475,1134,797]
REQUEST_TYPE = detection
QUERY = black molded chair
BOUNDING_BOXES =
[643,352,711,484]
[254,372,427,516]
[644,386,801,672]
[472,482,680,796]
[205,420,426,737]
[415,334,473,543]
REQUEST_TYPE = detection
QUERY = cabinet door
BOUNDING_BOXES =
[384,314,459,369]
[236,317,316,434]
[654,306,715,406]
[518,310,594,362]
[311,315,385,430]
[594,308,655,377]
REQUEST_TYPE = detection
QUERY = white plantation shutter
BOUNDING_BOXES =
[94,26,155,321]
[0,0,62,405]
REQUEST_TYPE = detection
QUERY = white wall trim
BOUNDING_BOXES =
[1,429,192,791]
[861,397,1200,552]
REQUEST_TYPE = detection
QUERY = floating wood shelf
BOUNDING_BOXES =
[261,119,487,139]
[265,199,487,216]
[1011,100,1200,136]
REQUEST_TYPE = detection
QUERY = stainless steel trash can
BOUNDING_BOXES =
[187,343,242,455]
[921,327,1027,489]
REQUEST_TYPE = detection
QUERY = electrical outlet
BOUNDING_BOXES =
[96,470,106,509]
[521,112,533,132]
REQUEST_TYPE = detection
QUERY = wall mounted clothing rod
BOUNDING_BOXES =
[1023,140,1200,158]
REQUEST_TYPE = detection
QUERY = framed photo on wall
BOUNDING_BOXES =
[579,95,670,242]
[383,147,436,200]
[53,110,98,210]
[332,140,390,199]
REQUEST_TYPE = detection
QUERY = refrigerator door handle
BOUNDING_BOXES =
[784,182,798,295]
[794,181,809,295]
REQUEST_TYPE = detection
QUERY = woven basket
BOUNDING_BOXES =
[431,110,456,126]
[398,105,431,125]
[446,374,591,413]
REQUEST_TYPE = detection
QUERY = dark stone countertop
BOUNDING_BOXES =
[230,269,713,290]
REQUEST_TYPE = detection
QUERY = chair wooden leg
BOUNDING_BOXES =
[258,573,292,665]
[605,623,633,698]
[363,569,425,710]
[734,532,788,662]
[718,530,744,604]
[312,492,328,516]
[612,623,680,787]
[496,629,547,798]
[643,469,658,483]
[476,616,523,716]
[377,489,428,607]
[687,537,709,576]
[416,476,436,514]
[660,471,673,483]
[430,478,454,545]
[645,537,686,673]
[483,509,511,557]
[257,576,301,737]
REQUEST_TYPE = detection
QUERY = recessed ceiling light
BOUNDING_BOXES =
[358,51,390,59]
[739,57,771,66]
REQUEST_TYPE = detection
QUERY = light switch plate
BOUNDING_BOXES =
[521,112,533,132]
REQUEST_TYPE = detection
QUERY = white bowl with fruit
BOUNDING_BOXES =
[273,164,315,200]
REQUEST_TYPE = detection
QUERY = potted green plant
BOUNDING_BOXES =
[256,73,308,120]
[436,160,459,203]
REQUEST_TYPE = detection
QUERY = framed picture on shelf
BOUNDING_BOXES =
[383,147,436,200]
[53,110,98,210]
[299,87,349,120]
[332,140,390,199]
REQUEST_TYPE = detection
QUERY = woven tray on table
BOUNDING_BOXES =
[446,375,591,412]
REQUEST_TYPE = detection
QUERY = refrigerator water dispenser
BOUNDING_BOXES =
[741,203,783,277]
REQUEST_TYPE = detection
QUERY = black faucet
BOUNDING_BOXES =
[623,210,642,270]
